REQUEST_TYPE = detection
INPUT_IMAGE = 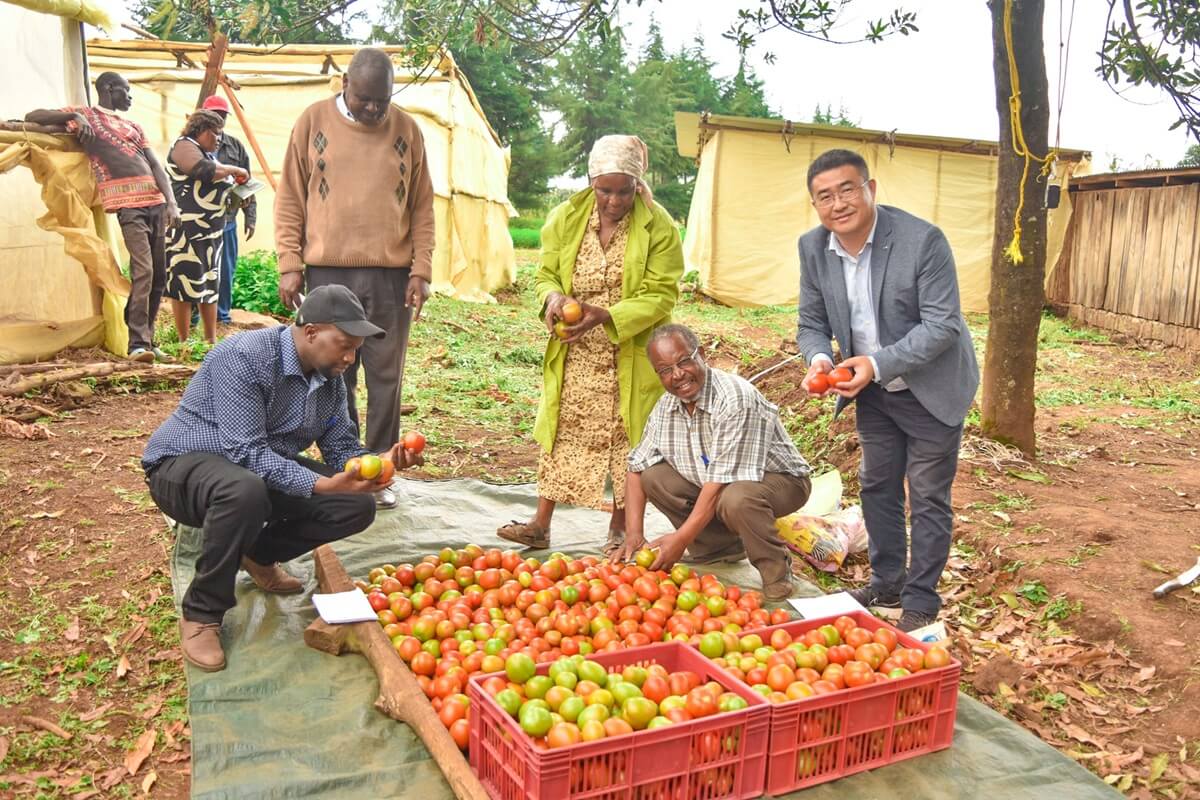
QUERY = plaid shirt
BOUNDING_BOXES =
[142,326,366,496]
[628,367,810,486]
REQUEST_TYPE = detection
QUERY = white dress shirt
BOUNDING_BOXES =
[813,211,908,392]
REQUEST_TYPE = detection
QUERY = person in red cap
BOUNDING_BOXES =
[200,93,257,326]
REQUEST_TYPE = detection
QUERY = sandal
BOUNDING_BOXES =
[602,528,625,559]
[496,520,550,549]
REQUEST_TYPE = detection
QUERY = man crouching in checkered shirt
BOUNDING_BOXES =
[614,324,812,601]
[142,285,424,672]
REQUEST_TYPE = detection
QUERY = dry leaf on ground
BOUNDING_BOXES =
[124,729,156,776]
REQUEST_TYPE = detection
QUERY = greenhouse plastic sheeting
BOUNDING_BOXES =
[169,478,1119,799]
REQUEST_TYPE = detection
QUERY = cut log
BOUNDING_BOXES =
[307,546,489,800]
[0,363,195,396]
[0,361,71,376]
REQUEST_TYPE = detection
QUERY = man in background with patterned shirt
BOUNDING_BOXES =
[26,71,180,363]
[616,324,812,601]
[274,47,436,509]
[142,286,422,672]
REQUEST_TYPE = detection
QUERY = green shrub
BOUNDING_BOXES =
[509,216,545,231]
[510,227,541,249]
[231,250,289,317]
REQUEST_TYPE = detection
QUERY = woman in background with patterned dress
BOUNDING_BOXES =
[162,109,247,345]
[497,135,684,556]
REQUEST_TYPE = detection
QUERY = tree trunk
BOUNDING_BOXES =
[982,0,1049,456]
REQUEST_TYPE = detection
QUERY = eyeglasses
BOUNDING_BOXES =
[813,179,869,209]
[655,347,700,378]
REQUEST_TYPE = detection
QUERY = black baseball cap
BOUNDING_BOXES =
[295,285,385,339]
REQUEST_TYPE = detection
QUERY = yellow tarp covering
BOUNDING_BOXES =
[86,41,517,302]
[0,135,130,361]
[677,113,1090,312]
[0,3,125,364]
[2,0,113,29]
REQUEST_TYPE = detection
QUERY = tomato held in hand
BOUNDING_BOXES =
[807,372,830,394]
[828,367,853,386]
[403,430,427,454]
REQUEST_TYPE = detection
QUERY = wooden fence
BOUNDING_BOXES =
[1048,169,1200,349]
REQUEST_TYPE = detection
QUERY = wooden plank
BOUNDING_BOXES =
[1188,190,1200,327]
[1134,186,1168,321]
[197,33,228,107]
[1102,190,1129,312]
[305,546,489,800]
[1088,191,1114,309]
[1165,185,1195,326]
[1070,193,1096,307]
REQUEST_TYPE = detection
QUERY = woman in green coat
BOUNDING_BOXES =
[498,135,684,555]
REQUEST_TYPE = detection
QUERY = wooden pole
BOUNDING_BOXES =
[197,33,228,107]
[305,546,489,800]
[219,79,277,191]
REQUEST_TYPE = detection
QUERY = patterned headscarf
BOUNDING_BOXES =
[588,134,653,205]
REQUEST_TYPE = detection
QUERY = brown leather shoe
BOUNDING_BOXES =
[762,577,796,602]
[241,556,304,593]
[180,619,225,672]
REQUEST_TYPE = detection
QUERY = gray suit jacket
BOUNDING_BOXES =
[796,205,980,427]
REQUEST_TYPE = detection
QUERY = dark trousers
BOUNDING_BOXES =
[306,266,412,453]
[855,384,963,616]
[119,204,166,351]
[216,219,239,323]
[639,463,811,586]
[147,453,375,623]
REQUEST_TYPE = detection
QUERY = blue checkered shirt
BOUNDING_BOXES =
[142,325,366,496]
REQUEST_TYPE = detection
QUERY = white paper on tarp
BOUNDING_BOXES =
[312,590,377,624]
[787,591,867,619]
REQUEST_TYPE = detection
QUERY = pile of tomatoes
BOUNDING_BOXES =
[356,545,790,750]
[697,615,953,704]
[481,652,751,750]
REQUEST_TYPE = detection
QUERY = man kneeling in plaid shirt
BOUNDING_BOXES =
[615,324,812,601]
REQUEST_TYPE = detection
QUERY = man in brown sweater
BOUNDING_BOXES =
[275,48,435,508]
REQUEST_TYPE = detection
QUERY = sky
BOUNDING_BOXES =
[96,0,1194,169]
[620,0,1192,170]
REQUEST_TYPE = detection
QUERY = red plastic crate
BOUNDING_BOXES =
[467,641,770,800]
[708,610,959,796]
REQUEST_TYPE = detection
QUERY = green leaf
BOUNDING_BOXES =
[999,592,1020,609]
[1117,774,1133,791]
[1079,681,1103,697]
[1007,469,1050,484]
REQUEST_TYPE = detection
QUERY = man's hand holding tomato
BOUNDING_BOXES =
[829,356,874,398]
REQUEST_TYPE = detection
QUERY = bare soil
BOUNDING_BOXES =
[1,325,1198,798]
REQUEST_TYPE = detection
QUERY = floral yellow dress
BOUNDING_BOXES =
[536,206,630,510]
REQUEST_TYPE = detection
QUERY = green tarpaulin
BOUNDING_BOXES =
[170,478,1119,799]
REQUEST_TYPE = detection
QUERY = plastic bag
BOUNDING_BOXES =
[775,505,868,573]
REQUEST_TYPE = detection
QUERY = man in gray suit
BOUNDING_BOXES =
[796,149,979,632]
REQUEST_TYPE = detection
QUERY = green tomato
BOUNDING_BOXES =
[609,681,643,705]
[525,675,554,700]
[519,704,553,737]
[495,689,522,717]
[576,660,608,687]
[699,632,725,659]
[675,590,701,612]
[505,653,537,684]
[558,695,586,723]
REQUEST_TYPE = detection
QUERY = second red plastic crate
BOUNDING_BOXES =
[467,641,770,800]
[708,610,959,796]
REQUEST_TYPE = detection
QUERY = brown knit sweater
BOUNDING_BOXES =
[274,96,436,279]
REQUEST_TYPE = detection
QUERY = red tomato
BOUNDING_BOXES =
[686,687,719,718]
[844,627,874,649]
[843,660,875,688]
[828,367,853,385]
[766,664,796,692]
[807,373,830,394]
[402,430,426,453]
[449,718,470,750]
[873,626,899,653]
[642,675,670,705]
